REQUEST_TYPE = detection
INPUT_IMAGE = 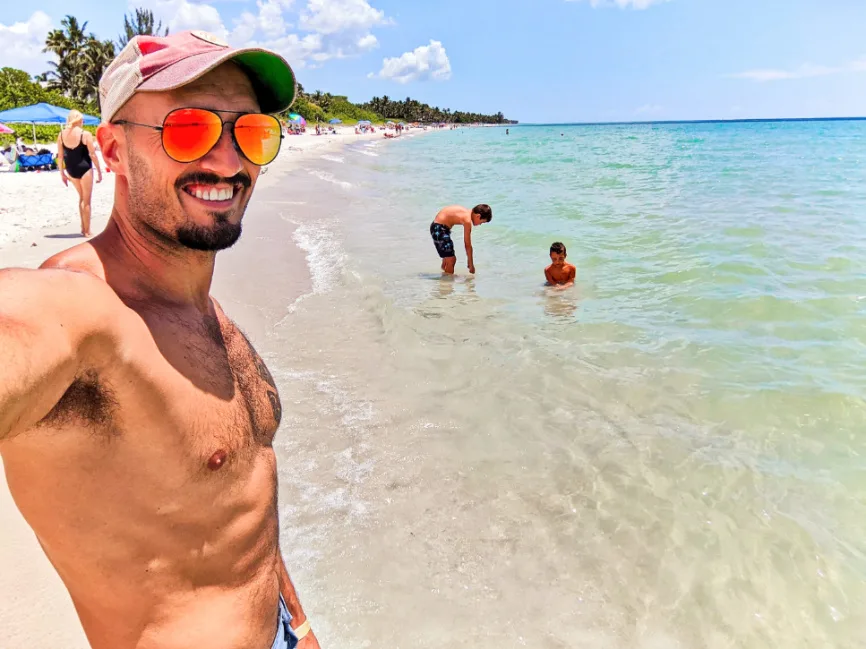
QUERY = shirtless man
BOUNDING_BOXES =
[0,32,318,649]
[429,204,492,274]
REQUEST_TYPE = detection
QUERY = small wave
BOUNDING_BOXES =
[281,219,347,316]
[308,169,352,189]
[320,154,345,164]
[354,150,379,157]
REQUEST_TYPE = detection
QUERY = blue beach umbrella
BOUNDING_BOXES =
[358,120,371,126]
[0,102,99,143]
[328,118,341,124]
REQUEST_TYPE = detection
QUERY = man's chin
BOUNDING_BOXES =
[176,222,243,251]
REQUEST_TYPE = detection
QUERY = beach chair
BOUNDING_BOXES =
[16,152,57,172]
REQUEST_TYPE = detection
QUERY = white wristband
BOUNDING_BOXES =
[293,619,311,640]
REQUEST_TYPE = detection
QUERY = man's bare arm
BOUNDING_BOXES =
[0,269,117,440]
[276,551,320,647]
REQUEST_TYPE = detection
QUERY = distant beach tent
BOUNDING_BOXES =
[328,118,342,124]
[358,120,372,125]
[0,102,99,143]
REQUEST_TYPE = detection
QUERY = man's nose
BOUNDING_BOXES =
[199,125,244,178]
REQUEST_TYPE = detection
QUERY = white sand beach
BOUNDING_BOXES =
[0,124,409,649]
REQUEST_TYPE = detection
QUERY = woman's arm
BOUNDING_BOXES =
[84,131,103,182]
[57,132,67,186]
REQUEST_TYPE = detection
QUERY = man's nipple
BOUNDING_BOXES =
[207,449,228,470]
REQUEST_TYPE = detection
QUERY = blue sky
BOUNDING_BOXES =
[3,0,866,123]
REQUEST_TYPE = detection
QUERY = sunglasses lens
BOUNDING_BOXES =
[234,114,282,165]
[162,109,223,163]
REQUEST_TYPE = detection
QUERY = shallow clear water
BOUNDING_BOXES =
[260,123,866,648]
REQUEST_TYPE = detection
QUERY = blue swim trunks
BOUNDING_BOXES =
[430,222,455,258]
[271,596,299,649]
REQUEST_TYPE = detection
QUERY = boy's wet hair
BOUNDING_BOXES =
[550,242,566,255]
[472,204,493,222]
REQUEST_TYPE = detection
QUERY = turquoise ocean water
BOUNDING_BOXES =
[263,121,866,648]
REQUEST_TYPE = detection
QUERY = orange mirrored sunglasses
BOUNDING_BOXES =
[113,108,283,166]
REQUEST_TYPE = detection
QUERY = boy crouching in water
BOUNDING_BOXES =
[545,241,576,289]
[430,204,492,274]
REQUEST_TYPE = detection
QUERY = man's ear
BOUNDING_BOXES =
[97,123,126,176]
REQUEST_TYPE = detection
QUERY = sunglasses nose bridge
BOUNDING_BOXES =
[198,120,245,176]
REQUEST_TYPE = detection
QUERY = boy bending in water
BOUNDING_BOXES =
[430,204,492,274]
[545,241,576,288]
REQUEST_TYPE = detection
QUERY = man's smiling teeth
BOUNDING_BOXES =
[192,187,234,201]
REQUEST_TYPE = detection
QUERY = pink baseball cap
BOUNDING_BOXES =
[99,30,297,122]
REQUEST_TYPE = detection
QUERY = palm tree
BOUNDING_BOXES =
[118,8,168,48]
[42,16,92,99]
[78,39,116,104]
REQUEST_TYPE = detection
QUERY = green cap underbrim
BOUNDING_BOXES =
[233,50,297,114]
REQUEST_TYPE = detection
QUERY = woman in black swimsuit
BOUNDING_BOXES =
[57,110,102,236]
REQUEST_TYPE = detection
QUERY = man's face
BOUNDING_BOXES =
[114,62,262,251]
[550,251,566,267]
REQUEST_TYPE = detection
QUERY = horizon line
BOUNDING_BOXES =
[511,116,866,127]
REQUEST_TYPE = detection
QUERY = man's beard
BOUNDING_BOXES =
[126,145,251,252]
[176,213,242,251]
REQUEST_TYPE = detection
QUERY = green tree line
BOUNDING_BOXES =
[361,95,514,124]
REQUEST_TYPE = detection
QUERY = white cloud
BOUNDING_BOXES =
[370,40,451,84]
[0,11,54,75]
[137,0,230,40]
[565,0,669,9]
[357,33,378,50]
[249,32,322,68]
[299,0,389,35]
[231,11,259,43]
[728,58,866,82]
[230,0,388,68]
[232,0,293,41]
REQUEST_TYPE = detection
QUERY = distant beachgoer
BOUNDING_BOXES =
[430,204,492,274]
[545,241,576,288]
[57,109,102,236]
[506,128,509,135]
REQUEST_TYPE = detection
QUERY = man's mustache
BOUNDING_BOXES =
[176,172,252,190]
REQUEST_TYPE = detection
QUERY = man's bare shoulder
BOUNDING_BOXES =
[2,241,125,332]
[40,241,108,279]
[0,265,121,322]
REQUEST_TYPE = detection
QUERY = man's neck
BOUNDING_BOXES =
[95,211,216,313]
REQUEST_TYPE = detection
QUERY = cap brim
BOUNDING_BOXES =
[137,47,296,114]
